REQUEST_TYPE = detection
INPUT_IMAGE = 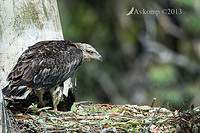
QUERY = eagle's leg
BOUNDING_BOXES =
[50,84,64,111]
[35,89,45,108]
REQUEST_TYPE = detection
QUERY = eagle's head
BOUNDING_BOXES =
[75,43,103,62]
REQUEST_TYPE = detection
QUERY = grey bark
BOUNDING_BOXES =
[0,0,71,131]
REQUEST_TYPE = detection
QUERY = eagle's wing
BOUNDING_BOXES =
[4,41,83,96]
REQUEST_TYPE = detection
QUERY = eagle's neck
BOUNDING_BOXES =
[74,43,91,62]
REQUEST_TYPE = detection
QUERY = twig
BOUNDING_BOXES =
[178,99,188,112]
[48,128,80,133]
[72,111,105,120]
[99,127,128,133]
[88,122,95,133]
[145,106,163,133]
[33,121,42,131]
[75,101,93,105]
[7,109,21,132]
[151,98,156,107]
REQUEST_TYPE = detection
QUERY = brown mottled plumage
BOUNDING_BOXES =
[3,40,102,110]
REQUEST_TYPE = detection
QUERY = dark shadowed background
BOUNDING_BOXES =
[57,0,200,110]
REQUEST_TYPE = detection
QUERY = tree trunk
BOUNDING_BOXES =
[0,0,71,131]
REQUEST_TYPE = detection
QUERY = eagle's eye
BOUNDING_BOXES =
[87,50,95,54]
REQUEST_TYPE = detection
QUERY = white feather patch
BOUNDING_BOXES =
[12,87,32,99]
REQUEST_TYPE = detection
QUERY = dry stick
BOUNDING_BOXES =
[67,112,97,132]
[75,101,93,105]
[48,129,80,133]
[145,106,163,133]
[99,127,128,133]
[7,109,21,132]
[151,98,156,107]
[74,110,102,132]
[178,99,188,112]
[176,99,188,131]
[88,122,95,133]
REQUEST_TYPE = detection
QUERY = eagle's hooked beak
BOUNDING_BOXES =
[92,53,103,62]
[99,55,103,62]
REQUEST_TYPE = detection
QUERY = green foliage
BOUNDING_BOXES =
[148,64,177,87]
[165,89,184,107]
[184,13,200,35]
[58,0,200,110]
[4,100,8,107]
[173,0,194,8]
[27,103,38,111]
[70,102,77,112]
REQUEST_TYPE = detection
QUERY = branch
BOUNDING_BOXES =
[145,106,163,133]
[139,34,200,74]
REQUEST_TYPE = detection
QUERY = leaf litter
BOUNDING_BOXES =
[6,101,200,132]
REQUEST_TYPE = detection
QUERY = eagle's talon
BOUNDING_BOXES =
[37,102,45,108]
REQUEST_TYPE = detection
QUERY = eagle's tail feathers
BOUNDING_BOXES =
[2,85,31,99]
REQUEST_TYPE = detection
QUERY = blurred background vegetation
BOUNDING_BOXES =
[57,0,200,110]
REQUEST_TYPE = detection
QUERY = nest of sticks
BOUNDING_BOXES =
[5,99,200,133]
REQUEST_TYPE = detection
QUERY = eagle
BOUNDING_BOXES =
[2,40,102,111]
